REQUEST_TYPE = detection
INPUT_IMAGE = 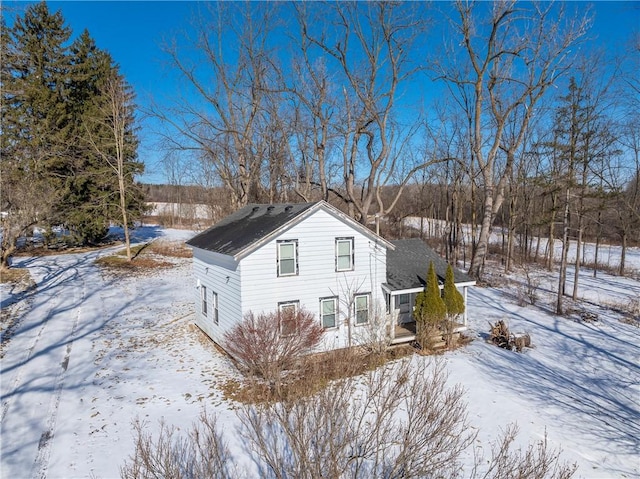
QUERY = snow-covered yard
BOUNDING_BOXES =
[1,227,638,478]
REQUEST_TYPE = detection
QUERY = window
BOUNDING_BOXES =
[277,240,298,276]
[201,285,208,316]
[397,293,410,313]
[336,238,354,271]
[320,297,338,329]
[355,294,370,325]
[279,301,299,336]
[212,292,219,325]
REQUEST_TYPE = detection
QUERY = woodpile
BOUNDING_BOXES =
[489,320,531,352]
[580,311,599,323]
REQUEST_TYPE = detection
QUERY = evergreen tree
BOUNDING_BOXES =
[1,3,145,257]
[1,2,71,265]
[62,31,145,243]
[443,264,465,319]
[414,262,446,345]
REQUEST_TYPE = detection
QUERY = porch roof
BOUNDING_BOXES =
[385,238,475,292]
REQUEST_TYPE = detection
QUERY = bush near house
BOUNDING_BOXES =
[414,261,446,347]
[442,264,465,347]
[223,309,323,394]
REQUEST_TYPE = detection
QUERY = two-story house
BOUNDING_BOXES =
[186,201,474,352]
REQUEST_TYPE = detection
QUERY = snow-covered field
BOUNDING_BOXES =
[404,216,640,278]
[1,226,638,478]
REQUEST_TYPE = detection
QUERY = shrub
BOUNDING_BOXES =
[123,358,576,479]
[223,309,323,392]
[414,261,446,347]
[443,263,465,317]
[120,412,233,479]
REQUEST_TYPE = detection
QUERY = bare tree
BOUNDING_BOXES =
[0,162,58,268]
[295,2,443,223]
[152,3,283,209]
[434,1,591,279]
[87,73,138,261]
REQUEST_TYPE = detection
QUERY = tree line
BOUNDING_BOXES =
[1,2,145,266]
[151,1,638,283]
[2,1,637,284]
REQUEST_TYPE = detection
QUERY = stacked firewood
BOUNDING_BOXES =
[489,320,531,352]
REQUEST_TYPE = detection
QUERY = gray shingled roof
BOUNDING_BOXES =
[386,238,474,291]
[186,202,316,256]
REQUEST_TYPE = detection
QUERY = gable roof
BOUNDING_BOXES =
[386,238,475,291]
[186,200,394,259]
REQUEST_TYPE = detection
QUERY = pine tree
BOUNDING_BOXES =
[443,264,465,319]
[66,31,145,244]
[1,3,145,258]
[1,2,71,265]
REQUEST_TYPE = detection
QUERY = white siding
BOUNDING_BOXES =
[191,248,242,345]
[239,208,387,351]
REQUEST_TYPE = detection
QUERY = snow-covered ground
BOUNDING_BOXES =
[404,216,640,278]
[1,226,638,478]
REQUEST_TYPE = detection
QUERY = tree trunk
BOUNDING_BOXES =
[119,174,131,262]
[546,191,558,271]
[572,214,583,300]
[556,188,571,315]
[619,232,627,276]
[593,209,602,278]
[469,192,494,280]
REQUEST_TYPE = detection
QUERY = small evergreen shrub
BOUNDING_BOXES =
[414,262,446,347]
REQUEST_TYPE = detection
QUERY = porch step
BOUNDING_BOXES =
[429,340,447,350]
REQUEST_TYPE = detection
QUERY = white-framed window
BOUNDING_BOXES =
[278,301,299,336]
[336,237,354,272]
[201,285,208,316]
[277,240,298,276]
[354,293,370,325]
[397,293,410,313]
[320,297,338,329]
[212,292,219,325]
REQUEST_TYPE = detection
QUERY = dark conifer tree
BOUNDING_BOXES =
[1,2,145,256]
[1,2,71,264]
[443,264,465,319]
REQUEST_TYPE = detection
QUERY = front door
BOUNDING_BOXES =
[395,293,413,324]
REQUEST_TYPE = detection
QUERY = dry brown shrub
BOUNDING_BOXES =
[223,309,324,396]
[224,345,415,404]
[125,360,576,479]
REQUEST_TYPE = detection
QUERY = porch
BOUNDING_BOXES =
[389,320,467,345]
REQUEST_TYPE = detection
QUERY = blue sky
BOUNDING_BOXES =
[6,1,640,184]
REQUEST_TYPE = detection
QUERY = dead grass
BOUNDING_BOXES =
[222,345,415,404]
[148,240,192,258]
[95,255,173,270]
[603,297,640,326]
[0,267,33,285]
[115,243,150,257]
[97,240,190,271]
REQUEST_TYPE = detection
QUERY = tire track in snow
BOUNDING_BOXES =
[30,274,86,479]
[0,293,56,425]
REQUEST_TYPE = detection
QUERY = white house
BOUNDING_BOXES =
[186,201,475,352]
